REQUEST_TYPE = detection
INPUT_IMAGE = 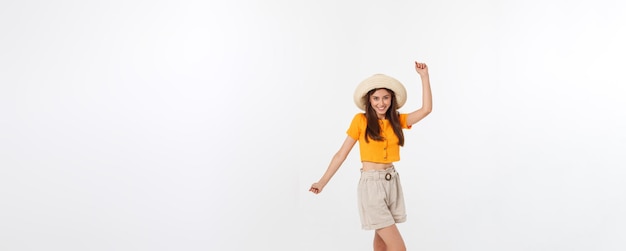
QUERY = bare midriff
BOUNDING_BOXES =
[361,161,394,171]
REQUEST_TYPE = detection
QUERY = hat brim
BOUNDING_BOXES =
[353,74,407,111]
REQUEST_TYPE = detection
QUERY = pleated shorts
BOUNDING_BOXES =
[357,166,407,230]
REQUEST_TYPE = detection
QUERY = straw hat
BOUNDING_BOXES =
[353,74,407,111]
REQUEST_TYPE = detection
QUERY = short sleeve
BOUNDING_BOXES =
[399,113,412,129]
[346,113,364,140]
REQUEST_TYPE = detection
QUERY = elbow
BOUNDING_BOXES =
[422,106,432,116]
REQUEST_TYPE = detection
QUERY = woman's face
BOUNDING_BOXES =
[369,89,392,118]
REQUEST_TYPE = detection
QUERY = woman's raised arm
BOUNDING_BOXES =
[406,61,432,126]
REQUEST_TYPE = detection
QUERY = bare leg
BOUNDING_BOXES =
[374,224,406,251]
[374,231,386,251]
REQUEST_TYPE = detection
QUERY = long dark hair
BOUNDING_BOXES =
[362,88,405,146]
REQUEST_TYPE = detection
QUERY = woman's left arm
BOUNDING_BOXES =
[406,61,432,126]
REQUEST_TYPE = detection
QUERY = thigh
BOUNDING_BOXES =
[375,224,406,251]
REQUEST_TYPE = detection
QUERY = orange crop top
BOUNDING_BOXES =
[346,113,412,163]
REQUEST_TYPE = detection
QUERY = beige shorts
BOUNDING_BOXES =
[357,166,407,230]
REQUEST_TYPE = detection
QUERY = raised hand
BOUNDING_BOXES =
[414,61,429,77]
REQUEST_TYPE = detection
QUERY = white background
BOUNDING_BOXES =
[2,0,625,250]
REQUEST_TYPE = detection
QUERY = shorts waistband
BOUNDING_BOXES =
[360,166,398,180]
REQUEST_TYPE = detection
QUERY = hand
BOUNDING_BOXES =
[309,182,324,194]
[414,61,429,77]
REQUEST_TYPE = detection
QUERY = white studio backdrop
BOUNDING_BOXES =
[1,0,625,251]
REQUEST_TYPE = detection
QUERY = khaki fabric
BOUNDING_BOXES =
[357,167,407,230]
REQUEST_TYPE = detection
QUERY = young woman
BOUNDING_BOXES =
[309,61,432,251]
